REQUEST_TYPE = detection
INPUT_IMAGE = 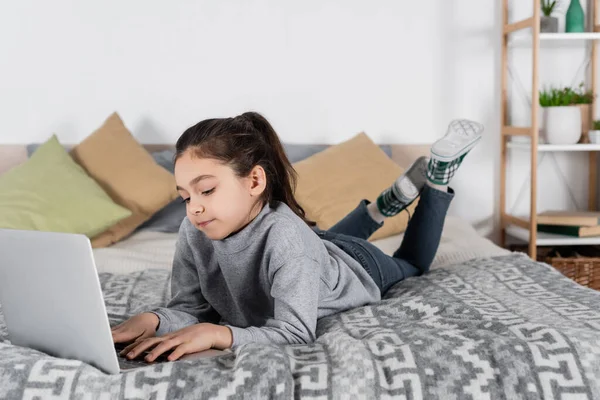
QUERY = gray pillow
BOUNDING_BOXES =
[135,150,185,233]
[135,144,393,233]
[284,144,392,163]
[28,143,392,163]
[27,141,393,233]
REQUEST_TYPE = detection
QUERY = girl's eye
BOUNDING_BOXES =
[180,188,214,204]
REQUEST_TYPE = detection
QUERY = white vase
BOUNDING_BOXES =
[544,106,582,145]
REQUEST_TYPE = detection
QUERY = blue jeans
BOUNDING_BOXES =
[314,185,454,295]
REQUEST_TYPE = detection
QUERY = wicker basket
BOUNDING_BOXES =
[511,245,600,291]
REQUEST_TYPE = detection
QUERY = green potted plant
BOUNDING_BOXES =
[541,0,559,33]
[589,120,600,143]
[539,85,582,144]
[572,82,594,143]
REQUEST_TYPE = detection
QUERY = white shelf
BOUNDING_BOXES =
[510,32,600,46]
[507,141,600,151]
[540,33,600,40]
[506,225,600,246]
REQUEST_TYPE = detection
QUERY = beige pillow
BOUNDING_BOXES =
[293,132,419,241]
[70,112,179,248]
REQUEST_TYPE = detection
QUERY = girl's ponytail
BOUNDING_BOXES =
[239,112,315,226]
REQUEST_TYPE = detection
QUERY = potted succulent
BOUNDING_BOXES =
[589,120,600,143]
[572,82,594,143]
[541,0,559,33]
[539,86,582,144]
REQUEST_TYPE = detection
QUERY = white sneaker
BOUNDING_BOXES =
[431,119,483,163]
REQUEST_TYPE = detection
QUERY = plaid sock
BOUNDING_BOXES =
[426,153,467,185]
[376,179,416,217]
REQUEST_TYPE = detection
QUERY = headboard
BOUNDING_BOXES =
[0,144,431,175]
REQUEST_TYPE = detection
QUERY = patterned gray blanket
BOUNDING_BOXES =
[0,253,599,399]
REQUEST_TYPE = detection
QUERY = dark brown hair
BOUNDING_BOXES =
[174,111,316,227]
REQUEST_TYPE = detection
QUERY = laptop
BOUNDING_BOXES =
[0,229,229,374]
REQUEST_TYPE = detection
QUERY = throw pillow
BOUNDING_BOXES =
[70,113,178,247]
[135,150,187,233]
[292,132,418,241]
[0,135,131,237]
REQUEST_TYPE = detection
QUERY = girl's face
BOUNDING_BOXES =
[174,149,267,240]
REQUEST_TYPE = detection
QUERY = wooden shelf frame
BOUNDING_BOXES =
[500,0,599,259]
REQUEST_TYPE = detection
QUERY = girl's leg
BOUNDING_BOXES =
[377,119,483,292]
[334,119,482,294]
[391,184,453,274]
[338,185,454,294]
[326,199,384,240]
[327,156,429,240]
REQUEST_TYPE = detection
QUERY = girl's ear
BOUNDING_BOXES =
[248,165,267,196]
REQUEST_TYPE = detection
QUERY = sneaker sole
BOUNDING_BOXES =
[392,156,428,200]
[431,120,483,162]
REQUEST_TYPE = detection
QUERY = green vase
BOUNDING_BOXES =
[566,0,585,32]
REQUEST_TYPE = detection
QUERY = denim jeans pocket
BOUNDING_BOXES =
[330,238,383,290]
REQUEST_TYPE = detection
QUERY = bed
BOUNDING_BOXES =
[1,144,599,399]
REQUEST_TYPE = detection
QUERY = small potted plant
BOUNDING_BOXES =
[572,82,594,143]
[539,86,582,144]
[589,120,600,143]
[541,0,559,33]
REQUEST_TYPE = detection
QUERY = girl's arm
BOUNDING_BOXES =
[226,256,320,348]
[151,228,220,336]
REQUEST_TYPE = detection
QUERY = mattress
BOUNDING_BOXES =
[92,216,510,275]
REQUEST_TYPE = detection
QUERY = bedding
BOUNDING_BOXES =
[0,135,132,237]
[135,144,394,235]
[292,133,417,242]
[134,150,188,233]
[2,140,598,398]
[1,250,599,399]
[22,144,394,236]
[92,216,508,275]
[71,113,179,248]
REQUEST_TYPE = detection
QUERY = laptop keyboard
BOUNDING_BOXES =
[114,342,171,367]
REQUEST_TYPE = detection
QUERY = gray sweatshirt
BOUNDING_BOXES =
[151,201,381,348]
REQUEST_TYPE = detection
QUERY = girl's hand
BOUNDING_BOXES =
[111,312,159,346]
[123,323,233,362]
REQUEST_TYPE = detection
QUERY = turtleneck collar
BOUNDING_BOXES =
[211,202,272,254]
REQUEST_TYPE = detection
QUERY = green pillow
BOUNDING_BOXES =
[0,135,132,238]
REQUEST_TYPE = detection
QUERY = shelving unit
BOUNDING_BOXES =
[539,32,600,39]
[506,142,600,151]
[500,0,599,259]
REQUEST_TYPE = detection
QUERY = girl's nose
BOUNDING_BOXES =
[191,204,206,215]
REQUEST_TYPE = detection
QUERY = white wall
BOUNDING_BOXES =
[0,0,436,145]
[432,0,501,238]
[2,0,591,241]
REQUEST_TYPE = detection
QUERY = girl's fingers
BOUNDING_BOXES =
[114,326,150,344]
[146,337,183,362]
[126,337,164,360]
[112,329,137,344]
[111,322,123,331]
[120,338,144,355]
[166,343,192,362]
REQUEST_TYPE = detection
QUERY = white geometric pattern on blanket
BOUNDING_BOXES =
[122,364,174,400]
[22,359,81,400]
[2,254,600,399]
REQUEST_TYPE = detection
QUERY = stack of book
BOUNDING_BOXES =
[537,211,600,237]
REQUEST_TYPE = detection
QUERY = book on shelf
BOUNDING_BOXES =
[537,224,600,237]
[536,211,600,227]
